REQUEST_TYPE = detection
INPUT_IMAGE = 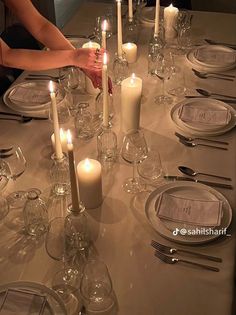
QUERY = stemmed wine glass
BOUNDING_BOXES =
[45,217,81,314]
[121,130,148,194]
[175,10,192,54]
[0,145,27,208]
[154,52,174,106]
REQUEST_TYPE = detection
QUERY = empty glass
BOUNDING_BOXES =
[94,15,113,43]
[97,126,117,167]
[95,91,114,124]
[138,150,163,184]
[49,88,71,124]
[23,189,48,238]
[175,10,193,54]
[50,153,70,196]
[121,130,148,194]
[74,103,94,140]
[166,66,187,97]
[80,260,114,313]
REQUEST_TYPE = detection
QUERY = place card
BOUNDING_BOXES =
[194,49,236,65]
[10,86,50,104]
[156,193,223,226]
[179,104,231,126]
[0,289,46,315]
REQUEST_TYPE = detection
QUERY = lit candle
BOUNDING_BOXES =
[82,41,101,94]
[67,130,80,211]
[128,0,133,21]
[121,73,142,132]
[102,19,107,49]
[77,158,103,209]
[122,43,137,63]
[49,81,63,160]
[51,128,67,153]
[102,52,109,127]
[164,4,179,40]
[117,0,123,57]
[154,0,160,36]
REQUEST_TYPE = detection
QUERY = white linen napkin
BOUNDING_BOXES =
[9,86,50,104]
[0,289,46,315]
[156,193,223,227]
[178,104,231,126]
[194,48,236,66]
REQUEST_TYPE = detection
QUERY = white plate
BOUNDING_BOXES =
[170,98,236,136]
[0,281,67,315]
[186,48,236,72]
[177,98,232,132]
[145,181,232,244]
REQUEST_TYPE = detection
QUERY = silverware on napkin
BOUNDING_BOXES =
[155,250,220,272]
[164,175,233,189]
[151,241,222,262]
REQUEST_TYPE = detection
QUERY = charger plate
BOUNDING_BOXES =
[145,181,232,244]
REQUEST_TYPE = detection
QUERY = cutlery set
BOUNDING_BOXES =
[151,240,222,272]
[0,112,48,124]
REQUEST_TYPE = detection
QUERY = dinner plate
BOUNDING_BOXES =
[177,98,232,132]
[145,181,232,244]
[0,281,67,315]
[186,47,236,72]
[153,184,222,235]
[170,98,236,136]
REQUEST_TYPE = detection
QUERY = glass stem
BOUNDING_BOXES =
[162,78,165,96]
[132,160,137,182]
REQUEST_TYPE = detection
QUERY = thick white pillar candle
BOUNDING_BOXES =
[121,73,142,132]
[77,158,103,209]
[117,0,123,57]
[164,4,179,39]
[67,130,80,211]
[82,41,101,94]
[128,0,133,21]
[102,19,107,50]
[154,0,160,36]
[51,128,67,153]
[122,43,137,63]
[102,52,109,127]
[49,81,63,160]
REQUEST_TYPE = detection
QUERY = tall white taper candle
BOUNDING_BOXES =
[102,52,109,127]
[117,0,123,57]
[128,0,133,21]
[102,19,107,50]
[154,0,160,36]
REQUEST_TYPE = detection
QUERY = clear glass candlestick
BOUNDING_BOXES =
[74,102,94,140]
[95,91,114,125]
[97,125,117,167]
[50,153,70,196]
[113,53,129,85]
[148,33,165,75]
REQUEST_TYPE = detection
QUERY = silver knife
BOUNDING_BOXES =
[164,176,233,189]
[185,96,236,104]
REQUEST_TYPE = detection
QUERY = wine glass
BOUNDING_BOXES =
[121,130,148,194]
[45,217,81,313]
[175,10,193,54]
[153,52,174,106]
[1,145,27,208]
[80,260,114,313]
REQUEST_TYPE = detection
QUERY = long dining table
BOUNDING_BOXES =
[0,1,236,315]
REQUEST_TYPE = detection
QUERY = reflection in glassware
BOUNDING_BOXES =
[74,103,94,140]
[50,153,70,196]
[138,150,163,184]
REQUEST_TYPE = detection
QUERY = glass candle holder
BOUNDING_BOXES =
[95,91,114,126]
[113,53,129,85]
[123,18,138,44]
[50,153,70,196]
[148,33,165,75]
[97,126,117,167]
[74,102,95,140]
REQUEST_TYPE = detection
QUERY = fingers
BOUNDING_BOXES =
[108,76,113,94]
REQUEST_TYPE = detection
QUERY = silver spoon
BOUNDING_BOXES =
[178,166,231,181]
[179,139,228,150]
[196,88,236,99]
[192,69,234,81]
[192,69,235,79]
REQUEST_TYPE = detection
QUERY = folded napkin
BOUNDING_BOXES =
[179,104,231,126]
[9,86,50,105]
[156,192,223,227]
[194,48,236,66]
[0,289,46,315]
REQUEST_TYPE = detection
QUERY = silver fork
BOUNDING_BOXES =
[179,139,228,150]
[175,132,228,145]
[26,74,66,80]
[155,250,219,272]
[151,240,222,262]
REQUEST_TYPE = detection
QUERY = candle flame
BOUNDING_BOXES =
[127,42,132,48]
[169,3,173,7]
[102,19,107,32]
[67,129,72,145]
[60,128,64,137]
[49,80,54,93]
[103,52,108,65]
[84,158,92,172]
[130,73,136,84]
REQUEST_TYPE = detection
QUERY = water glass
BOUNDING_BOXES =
[80,260,114,312]
[23,189,48,238]
[74,103,94,140]
[138,150,163,184]
[50,153,70,196]
[166,66,187,97]
[94,15,113,43]
[97,126,117,167]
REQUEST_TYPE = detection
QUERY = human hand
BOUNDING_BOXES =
[82,68,113,94]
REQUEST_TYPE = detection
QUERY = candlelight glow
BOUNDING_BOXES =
[169,3,173,8]
[103,52,108,65]
[127,43,132,49]
[84,158,92,172]
[130,73,136,84]
[102,19,107,32]
[49,80,54,93]
[60,128,65,138]
[67,129,72,145]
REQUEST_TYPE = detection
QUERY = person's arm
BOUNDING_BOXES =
[4,0,74,50]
